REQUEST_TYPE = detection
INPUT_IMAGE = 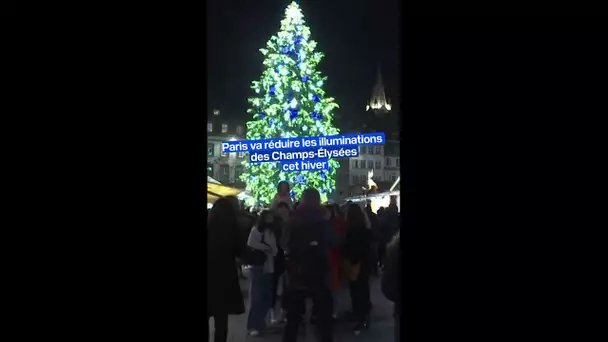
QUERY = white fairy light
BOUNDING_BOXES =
[285,3,304,22]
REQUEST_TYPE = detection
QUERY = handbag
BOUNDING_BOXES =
[245,232,268,266]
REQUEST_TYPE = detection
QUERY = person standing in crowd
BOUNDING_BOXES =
[309,205,335,325]
[328,204,346,319]
[270,202,291,324]
[364,202,381,276]
[376,207,388,270]
[343,203,373,333]
[271,181,294,210]
[225,195,255,280]
[384,198,400,241]
[207,198,247,342]
[382,231,401,342]
[246,210,279,337]
[283,188,336,342]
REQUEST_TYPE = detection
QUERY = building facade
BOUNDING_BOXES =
[207,109,248,187]
[336,67,401,197]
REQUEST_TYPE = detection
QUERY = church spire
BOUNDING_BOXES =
[366,65,391,113]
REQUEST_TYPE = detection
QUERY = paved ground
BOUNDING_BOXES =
[209,268,395,342]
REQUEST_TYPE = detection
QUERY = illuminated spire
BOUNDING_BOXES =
[366,66,392,113]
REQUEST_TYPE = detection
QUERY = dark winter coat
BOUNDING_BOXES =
[207,220,247,316]
[236,212,256,247]
[342,227,373,279]
[381,233,401,316]
[381,209,400,243]
[285,204,337,290]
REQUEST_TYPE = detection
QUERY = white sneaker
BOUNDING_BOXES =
[249,330,261,337]
[270,310,278,324]
[271,309,285,324]
[277,309,286,323]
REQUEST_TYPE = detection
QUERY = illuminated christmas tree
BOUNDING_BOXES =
[240,1,341,205]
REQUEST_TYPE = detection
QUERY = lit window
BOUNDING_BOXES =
[236,126,244,135]
[213,109,220,116]
[238,151,245,158]
[222,124,228,133]
[221,149,228,157]
[207,143,214,157]
[207,164,214,176]
[207,123,213,132]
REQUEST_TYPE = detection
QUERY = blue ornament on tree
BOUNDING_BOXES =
[320,171,326,180]
[296,174,305,184]
[290,190,296,198]
[289,109,298,120]
[269,119,275,125]
[313,94,320,102]
[321,188,326,194]
[301,76,309,83]
[282,47,289,54]
[269,86,276,96]
[295,36,303,45]
[259,112,266,119]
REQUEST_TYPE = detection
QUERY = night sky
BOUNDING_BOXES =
[207,0,400,124]
[1,0,16,15]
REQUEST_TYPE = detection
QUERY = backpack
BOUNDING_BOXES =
[288,218,329,290]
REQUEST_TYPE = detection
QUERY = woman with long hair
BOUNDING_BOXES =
[342,203,373,334]
[246,210,279,337]
[206,198,247,342]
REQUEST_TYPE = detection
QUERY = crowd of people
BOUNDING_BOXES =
[207,181,401,342]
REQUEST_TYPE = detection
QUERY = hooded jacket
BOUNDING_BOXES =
[286,204,337,289]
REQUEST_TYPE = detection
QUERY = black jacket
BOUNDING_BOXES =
[207,221,247,316]
[286,205,336,289]
[381,233,401,315]
[342,228,373,278]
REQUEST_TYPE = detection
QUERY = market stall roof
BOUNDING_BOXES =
[207,176,221,184]
[207,182,242,200]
